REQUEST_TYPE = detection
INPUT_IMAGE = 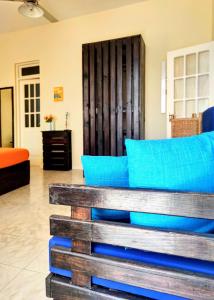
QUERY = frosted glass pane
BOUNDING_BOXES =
[174,56,184,77]
[198,75,209,98]
[174,101,184,117]
[174,79,184,99]
[186,100,195,117]
[186,54,196,75]
[198,51,209,74]
[186,77,196,98]
[198,99,209,113]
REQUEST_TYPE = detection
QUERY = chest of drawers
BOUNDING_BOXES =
[42,130,72,170]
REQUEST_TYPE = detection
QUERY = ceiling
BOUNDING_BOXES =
[0,0,146,34]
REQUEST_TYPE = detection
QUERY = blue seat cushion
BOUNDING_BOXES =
[81,155,129,221]
[125,132,214,232]
[49,236,214,300]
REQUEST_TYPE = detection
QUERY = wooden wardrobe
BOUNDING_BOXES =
[82,35,145,156]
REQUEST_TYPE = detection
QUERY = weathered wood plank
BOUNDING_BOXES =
[72,270,91,289]
[96,42,103,155]
[133,36,140,139]
[71,207,92,255]
[103,41,110,155]
[51,247,214,300]
[47,273,144,299]
[50,216,214,261]
[71,207,91,221]
[139,36,145,139]
[116,39,123,155]
[49,184,214,219]
[126,38,132,139]
[82,44,90,155]
[46,273,53,298]
[110,40,117,156]
[89,43,96,155]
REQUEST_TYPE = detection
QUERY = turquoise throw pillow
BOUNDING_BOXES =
[126,132,214,232]
[81,155,129,221]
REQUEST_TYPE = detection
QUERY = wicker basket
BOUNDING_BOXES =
[170,114,202,138]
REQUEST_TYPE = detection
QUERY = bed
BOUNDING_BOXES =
[0,148,30,195]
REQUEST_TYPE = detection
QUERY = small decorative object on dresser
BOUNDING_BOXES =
[44,114,55,131]
[42,130,72,170]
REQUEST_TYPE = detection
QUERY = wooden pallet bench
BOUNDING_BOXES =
[46,184,214,300]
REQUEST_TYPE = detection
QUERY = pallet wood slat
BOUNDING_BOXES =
[46,274,144,300]
[82,44,90,155]
[50,216,214,261]
[51,246,214,300]
[82,35,145,156]
[116,39,123,155]
[140,38,146,139]
[96,43,103,155]
[47,185,214,299]
[49,184,214,219]
[89,44,96,155]
[126,38,132,139]
[103,41,110,155]
[110,41,116,156]
[70,207,92,255]
[133,36,140,139]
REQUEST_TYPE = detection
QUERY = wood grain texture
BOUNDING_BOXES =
[103,41,110,155]
[96,42,103,155]
[51,247,214,300]
[50,216,214,261]
[71,207,92,255]
[82,35,144,157]
[139,36,146,139]
[72,270,91,289]
[71,207,91,221]
[82,44,90,155]
[47,273,144,299]
[133,36,140,139]
[49,184,214,219]
[89,44,96,155]
[110,40,116,156]
[126,38,132,139]
[116,39,123,156]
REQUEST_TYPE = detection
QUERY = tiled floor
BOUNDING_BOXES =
[0,166,84,300]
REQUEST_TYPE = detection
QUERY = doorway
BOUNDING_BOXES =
[16,61,41,165]
[0,87,14,147]
[20,79,41,164]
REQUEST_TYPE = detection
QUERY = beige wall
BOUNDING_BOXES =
[0,0,212,168]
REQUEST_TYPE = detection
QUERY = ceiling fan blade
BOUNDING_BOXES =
[38,4,58,23]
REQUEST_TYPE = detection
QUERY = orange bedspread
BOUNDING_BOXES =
[0,148,29,169]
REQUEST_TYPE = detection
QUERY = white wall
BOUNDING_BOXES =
[0,0,212,168]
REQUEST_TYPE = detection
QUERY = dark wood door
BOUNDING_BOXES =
[82,35,145,156]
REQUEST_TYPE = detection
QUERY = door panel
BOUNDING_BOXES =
[167,42,214,137]
[20,79,42,164]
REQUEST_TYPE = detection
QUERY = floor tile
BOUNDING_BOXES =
[0,270,49,300]
[0,264,21,290]
[0,167,83,298]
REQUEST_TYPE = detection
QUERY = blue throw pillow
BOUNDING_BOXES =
[125,132,214,232]
[81,155,129,221]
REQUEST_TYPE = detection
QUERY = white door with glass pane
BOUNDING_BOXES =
[167,42,214,137]
[20,79,42,164]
